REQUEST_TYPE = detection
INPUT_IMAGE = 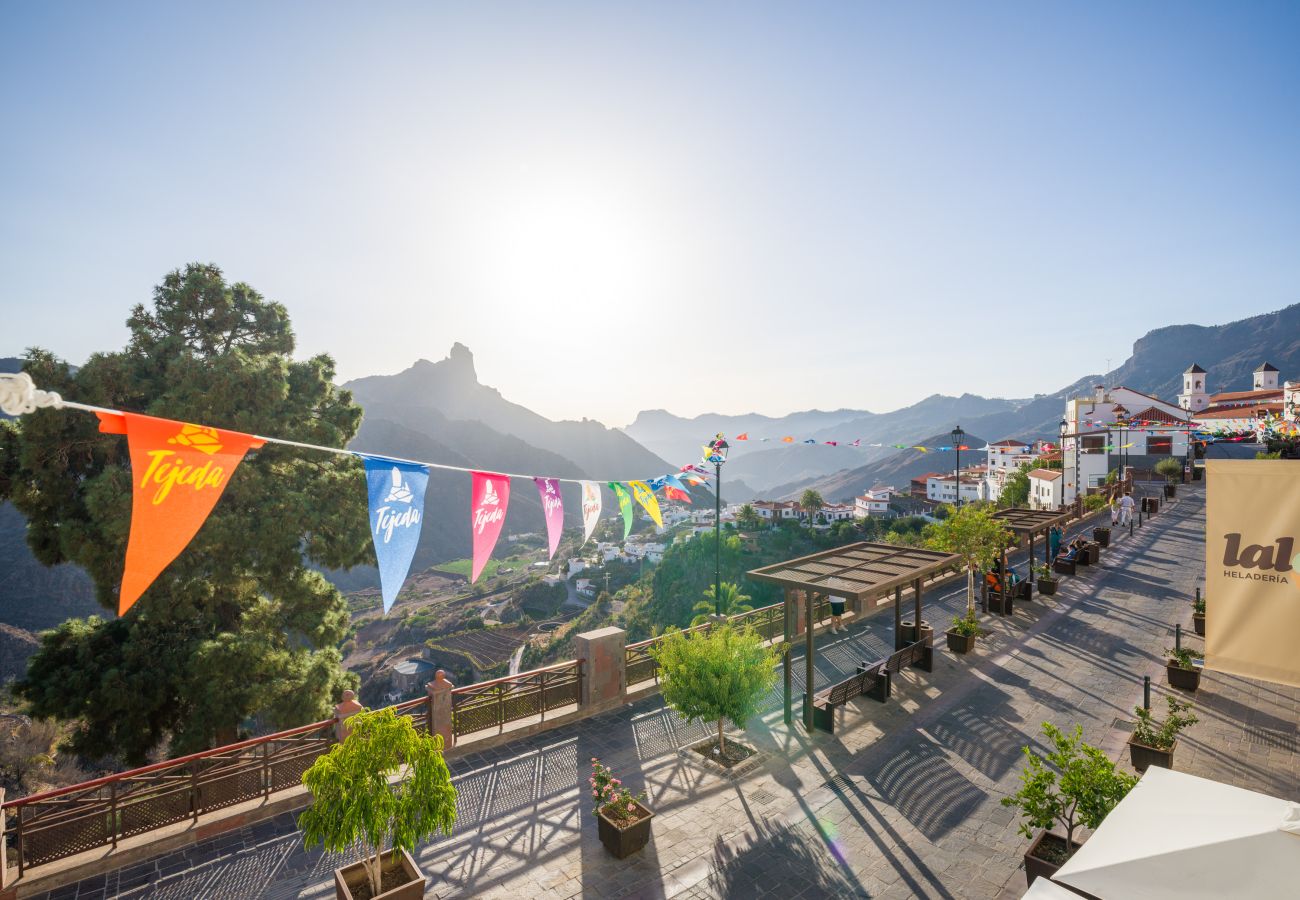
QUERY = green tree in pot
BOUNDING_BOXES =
[1002,722,1136,887]
[1155,457,1182,497]
[1128,695,1198,773]
[1035,563,1058,597]
[300,707,457,900]
[1166,646,1203,692]
[650,624,780,762]
[925,505,1014,645]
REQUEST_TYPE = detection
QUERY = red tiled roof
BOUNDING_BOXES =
[1209,388,1283,404]
[1128,406,1188,425]
[990,439,1028,447]
[1195,404,1284,420]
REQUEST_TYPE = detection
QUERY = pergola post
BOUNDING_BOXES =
[782,587,793,726]
[804,589,815,732]
[912,577,923,641]
[893,585,903,650]
[1028,530,1036,584]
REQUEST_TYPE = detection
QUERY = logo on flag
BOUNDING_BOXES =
[534,477,564,559]
[580,481,602,544]
[471,472,511,582]
[365,459,429,613]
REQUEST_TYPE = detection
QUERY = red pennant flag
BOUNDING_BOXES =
[664,486,692,503]
[825,441,838,446]
[736,433,749,440]
[98,412,264,615]
[470,472,510,582]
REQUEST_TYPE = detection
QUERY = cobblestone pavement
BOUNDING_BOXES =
[32,483,1300,899]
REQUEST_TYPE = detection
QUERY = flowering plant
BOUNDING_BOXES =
[589,758,647,823]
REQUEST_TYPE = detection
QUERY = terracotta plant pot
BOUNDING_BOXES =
[598,801,654,859]
[1166,662,1201,692]
[334,848,425,900]
[1024,830,1081,888]
[945,629,976,654]
[1192,612,1205,636]
[1128,738,1175,773]
[1037,579,1058,596]
[1093,526,1110,547]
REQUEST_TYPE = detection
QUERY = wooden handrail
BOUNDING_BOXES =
[448,658,583,696]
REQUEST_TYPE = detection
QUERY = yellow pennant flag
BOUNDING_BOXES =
[629,480,663,528]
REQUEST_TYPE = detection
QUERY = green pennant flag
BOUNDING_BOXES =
[609,482,634,540]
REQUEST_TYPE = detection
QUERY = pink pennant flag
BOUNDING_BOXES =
[470,472,510,582]
[534,477,564,559]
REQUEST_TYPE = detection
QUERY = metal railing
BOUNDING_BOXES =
[449,659,583,738]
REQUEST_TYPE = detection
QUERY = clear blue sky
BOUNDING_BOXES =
[3,2,1298,425]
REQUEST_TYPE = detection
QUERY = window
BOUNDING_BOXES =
[1146,435,1172,455]
[1082,435,1106,455]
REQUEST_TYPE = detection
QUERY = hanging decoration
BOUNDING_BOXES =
[534,476,564,559]
[609,482,634,540]
[580,480,602,544]
[470,471,510,583]
[98,411,265,615]
[364,458,430,613]
[629,480,663,528]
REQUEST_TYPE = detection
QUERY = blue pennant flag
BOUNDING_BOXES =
[364,457,429,614]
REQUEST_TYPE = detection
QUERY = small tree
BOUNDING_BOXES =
[299,707,457,897]
[925,504,1013,616]
[800,489,824,527]
[650,624,780,755]
[1001,722,1136,849]
[1154,457,1183,485]
[691,581,753,626]
[1132,696,1198,750]
[736,503,762,531]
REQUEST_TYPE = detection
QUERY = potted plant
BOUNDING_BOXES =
[925,505,1014,638]
[1155,457,1181,498]
[945,609,980,654]
[1192,595,1206,636]
[299,707,457,900]
[1127,696,1198,773]
[590,758,652,858]
[1165,646,1203,691]
[1035,564,1058,596]
[1002,722,1136,887]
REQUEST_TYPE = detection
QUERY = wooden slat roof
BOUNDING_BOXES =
[991,507,1070,535]
[746,542,960,600]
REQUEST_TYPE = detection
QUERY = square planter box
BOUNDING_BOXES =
[945,629,976,654]
[598,801,654,858]
[335,848,425,900]
[1192,612,1205,636]
[1128,738,1175,773]
[1024,830,1080,888]
[1093,527,1110,547]
[1166,662,1201,692]
[1164,484,1177,498]
[1037,578,1058,596]
[987,593,1013,616]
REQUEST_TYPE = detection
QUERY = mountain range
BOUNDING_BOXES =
[3,302,1298,625]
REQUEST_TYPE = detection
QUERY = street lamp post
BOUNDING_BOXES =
[1059,419,1068,511]
[704,434,730,616]
[951,425,965,508]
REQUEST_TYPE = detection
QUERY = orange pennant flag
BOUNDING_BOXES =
[98,412,265,615]
[781,436,794,443]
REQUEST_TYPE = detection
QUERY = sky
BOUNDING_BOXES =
[2,2,1298,426]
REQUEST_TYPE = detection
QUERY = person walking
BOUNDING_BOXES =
[829,595,847,633]
[1048,524,1062,562]
[1119,491,1135,526]
[1109,496,1120,527]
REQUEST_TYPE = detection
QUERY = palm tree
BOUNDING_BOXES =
[691,581,754,626]
[800,489,825,528]
[736,503,761,531]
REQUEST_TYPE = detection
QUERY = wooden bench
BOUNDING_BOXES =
[807,662,882,733]
[805,635,934,733]
[1053,557,1077,576]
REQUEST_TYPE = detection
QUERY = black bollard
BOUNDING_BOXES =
[1196,587,1200,604]
[1175,623,1182,653]
[1143,675,1151,711]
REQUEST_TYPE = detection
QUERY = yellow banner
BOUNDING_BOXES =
[1205,460,1300,688]
[629,480,663,528]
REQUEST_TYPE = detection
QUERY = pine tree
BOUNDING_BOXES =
[0,264,372,763]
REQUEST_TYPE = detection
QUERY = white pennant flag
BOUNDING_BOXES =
[580,480,602,544]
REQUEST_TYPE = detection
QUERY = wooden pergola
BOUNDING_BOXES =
[747,542,961,731]
[990,508,1071,584]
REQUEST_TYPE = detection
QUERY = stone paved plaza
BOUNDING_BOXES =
[30,484,1300,899]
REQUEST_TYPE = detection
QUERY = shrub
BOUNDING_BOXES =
[299,708,456,896]
[1001,722,1136,849]
[650,624,781,754]
[948,609,981,637]
[589,758,647,824]
[1166,646,1202,670]
[1154,457,1183,484]
[1132,696,1198,750]
[1084,494,1107,511]
[1192,595,1206,615]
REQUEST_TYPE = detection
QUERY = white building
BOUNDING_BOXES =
[752,500,804,522]
[1028,469,1063,510]
[567,558,588,578]
[1063,385,1191,503]
[854,494,892,518]
[819,502,856,522]
[926,473,985,505]
[984,439,1040,501]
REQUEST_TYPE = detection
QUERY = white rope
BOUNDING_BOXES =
[1,373,714,488]
[0,373,63,417]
